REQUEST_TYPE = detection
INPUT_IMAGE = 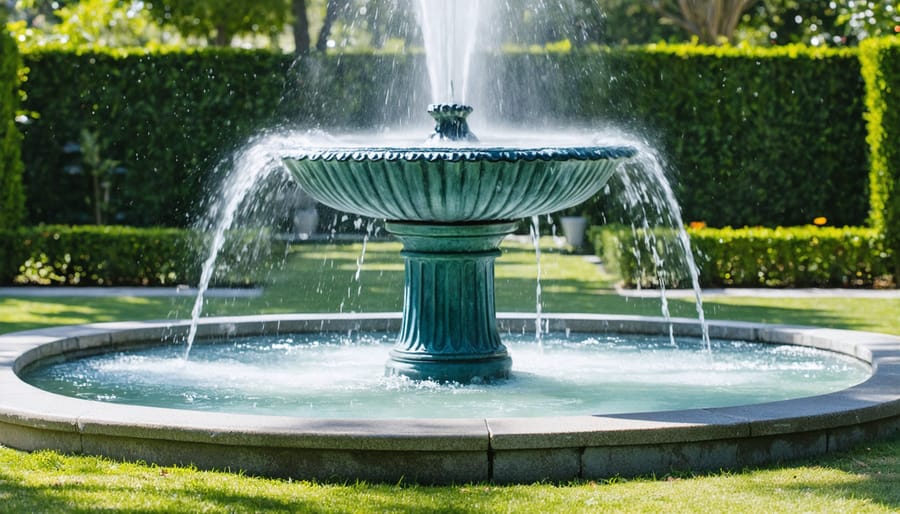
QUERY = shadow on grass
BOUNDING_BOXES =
[744,434,900,511]
[0,469,326,513]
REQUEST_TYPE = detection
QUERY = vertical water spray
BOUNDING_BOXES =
[415,0,483,102]
[530,215,545,344]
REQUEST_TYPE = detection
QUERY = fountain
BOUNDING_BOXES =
[282,103,634,382]
[0,3,898,485]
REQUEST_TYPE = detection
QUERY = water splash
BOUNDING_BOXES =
[600,134,711,349]
[184,133,304,358]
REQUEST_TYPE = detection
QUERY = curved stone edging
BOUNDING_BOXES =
[0,313,898,484]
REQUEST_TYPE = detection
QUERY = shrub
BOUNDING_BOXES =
[19,48,290,227]
[0,12,25,229]
[18,48,424,228]
[860,37,900,278]
[593,225,894,288]
[0,225,277,287]
[19,46,867,230]
[495,44,869,228]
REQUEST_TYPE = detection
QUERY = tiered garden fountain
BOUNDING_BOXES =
[0,3,898,485]
[282,103,634,382]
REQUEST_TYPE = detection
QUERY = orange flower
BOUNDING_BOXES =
[813,216,827,226]
[689,221,706,230]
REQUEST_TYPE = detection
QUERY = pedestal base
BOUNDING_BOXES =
[385,353,512,383]
[385,221,517,383]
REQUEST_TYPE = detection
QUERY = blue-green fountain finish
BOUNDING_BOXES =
[428,103,478,142]
[282,105,636,382]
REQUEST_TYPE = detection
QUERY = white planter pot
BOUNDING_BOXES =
[560,216,587,248]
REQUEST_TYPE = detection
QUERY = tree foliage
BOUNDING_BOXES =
[837,0,900,41]
[146,0,290,46]
[739,0,899,46]
[9,0,175,48]
[642,0,757,44]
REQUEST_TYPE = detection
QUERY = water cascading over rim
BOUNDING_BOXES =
[282,105,636,382]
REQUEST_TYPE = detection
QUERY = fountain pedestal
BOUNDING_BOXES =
[385,221,515,382]
[282,103,636,383]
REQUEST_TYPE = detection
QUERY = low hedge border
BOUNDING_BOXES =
[592,225,894,289]
[0,225,275,287]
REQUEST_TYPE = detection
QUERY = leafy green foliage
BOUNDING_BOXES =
[0,11,26,230]
[594,225,894,288]
[147,0,290,46]
[0,225,194,286]
[20,48,292,226]
[860,37,900,278]
[8,0,171,49]
[837,1,900,41]
[0,225,276,286]
[564,44,869,228]
[18,45,870,230]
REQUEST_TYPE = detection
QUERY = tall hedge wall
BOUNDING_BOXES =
[20,46,868,229]
[860,38,900,277]
[20,49,288,227]
[0,15,25,229]
[488,45,869,228]
[19,49,425,227]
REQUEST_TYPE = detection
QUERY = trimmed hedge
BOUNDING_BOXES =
[860,37,900,278]
[0,225,276,287]
[593,225,894,289]
[493,44,870,228]
[19,48,425,228]
[0,13,25,229]
[20,49,289,227]
[20,46,867,229]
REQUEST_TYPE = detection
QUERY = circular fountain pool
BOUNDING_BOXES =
[22,331,871,419]
[1,313,898,484]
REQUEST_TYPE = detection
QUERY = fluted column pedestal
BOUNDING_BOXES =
[384,221,516,382]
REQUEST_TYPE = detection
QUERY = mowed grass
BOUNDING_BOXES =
[2,238,899,335]
[0,440,898,513]
[1,238,899,512]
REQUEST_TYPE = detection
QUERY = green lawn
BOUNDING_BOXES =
[3,239,899,335]
[1,239,898,512]
[1,441,898,513]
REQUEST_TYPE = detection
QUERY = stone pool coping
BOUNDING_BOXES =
[0,313,898,484]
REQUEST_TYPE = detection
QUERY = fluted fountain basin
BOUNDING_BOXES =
[281,146,635,222]
[281,141,637,382]
[1,313,899,484]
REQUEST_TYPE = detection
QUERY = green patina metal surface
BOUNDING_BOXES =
[282,104,636,381]
[427,103,478,142]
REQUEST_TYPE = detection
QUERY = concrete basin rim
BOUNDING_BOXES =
[1,313,898,448]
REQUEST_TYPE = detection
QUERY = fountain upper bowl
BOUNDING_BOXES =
[282,145,636,223]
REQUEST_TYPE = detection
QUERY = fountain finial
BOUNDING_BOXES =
[427,103,478,142]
